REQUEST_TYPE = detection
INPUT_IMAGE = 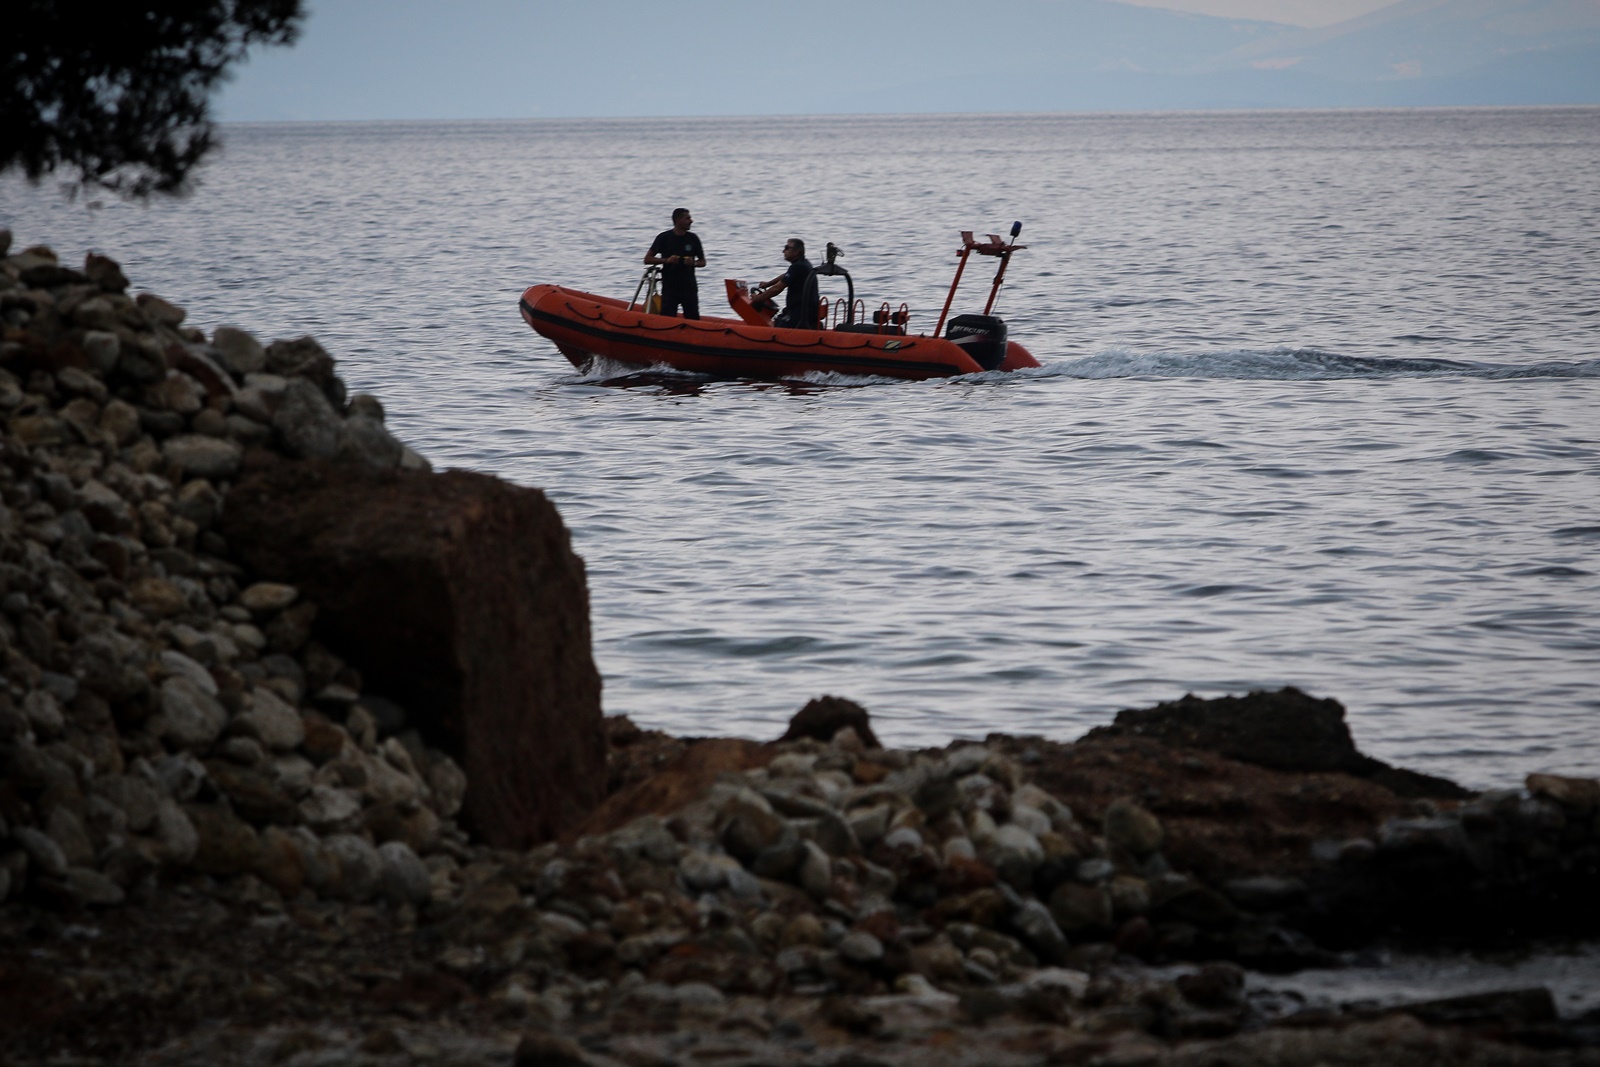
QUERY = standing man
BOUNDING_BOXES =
[752,238,815,329]
[644,208,706,319]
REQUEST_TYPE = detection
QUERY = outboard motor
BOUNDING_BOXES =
[944,313,1008,371]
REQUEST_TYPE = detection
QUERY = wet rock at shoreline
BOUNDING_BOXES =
[1083,687,1471,799]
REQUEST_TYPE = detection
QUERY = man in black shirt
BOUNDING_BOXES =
[752,238,816,329]
[644,208,706,319]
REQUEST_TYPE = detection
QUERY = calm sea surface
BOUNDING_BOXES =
[4,109,1597,790]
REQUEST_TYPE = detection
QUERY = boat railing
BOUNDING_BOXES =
[629,265,662,313]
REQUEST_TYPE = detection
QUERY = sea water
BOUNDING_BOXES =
[4,108,1597,790]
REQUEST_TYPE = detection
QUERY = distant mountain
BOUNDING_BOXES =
[1192,0,1600,103]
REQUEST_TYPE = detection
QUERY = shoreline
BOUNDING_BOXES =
[2,231,1597,1065]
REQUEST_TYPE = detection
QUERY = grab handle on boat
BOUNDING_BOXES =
[629,264,662,312]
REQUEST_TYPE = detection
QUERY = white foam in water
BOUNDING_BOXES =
[1044,348,1600,382]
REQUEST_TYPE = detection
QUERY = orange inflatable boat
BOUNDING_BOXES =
[519,228,1040,381]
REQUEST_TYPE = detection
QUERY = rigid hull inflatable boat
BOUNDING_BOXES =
[519,228,1040,381]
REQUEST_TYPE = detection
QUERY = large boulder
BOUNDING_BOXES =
[1082,687,1467,799]
[221,456,606,848]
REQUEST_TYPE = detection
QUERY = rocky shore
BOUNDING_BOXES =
[2,230,1598,1066]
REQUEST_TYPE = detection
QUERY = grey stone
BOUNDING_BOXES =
[299,784,363,832]
[158,676,227,751]
[427,756,466,818]
[94,773,163,833]
[234,687,305,751]
[21,690,65,738]
[159,650,218,695]
[680,849,741,893]
[324,832,383,902]
[986,823,1045,888]
[211,326,266,377]
[65,866,126,906]
[378,840,432,906]
[45,805,95,867]
[837,931,885,964]
[82,330,121,373]
[161,435,243,481]
[1103,798,1164,857]
[238,581,298,613]
[15,826,70,878]
[147,752,209,802]
[1010,899,1070,965]
[337,414,403,469]
[272,378,342,460]
[798,839,833,898]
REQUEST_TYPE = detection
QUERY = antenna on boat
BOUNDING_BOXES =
[1008,221,1022,245]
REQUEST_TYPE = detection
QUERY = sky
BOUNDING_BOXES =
[1118,0,1399,25]
[212,0,1599,120]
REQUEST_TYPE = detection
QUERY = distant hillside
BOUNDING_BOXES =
[1194,0,1600,104]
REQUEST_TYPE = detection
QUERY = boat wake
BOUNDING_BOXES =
[1039,348,1600,382]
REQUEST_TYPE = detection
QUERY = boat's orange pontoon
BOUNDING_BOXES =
[519,226,1040,381]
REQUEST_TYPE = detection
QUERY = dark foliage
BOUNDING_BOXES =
[1,1,304,198]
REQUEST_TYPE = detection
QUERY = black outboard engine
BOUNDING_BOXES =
[944,313,1008,371]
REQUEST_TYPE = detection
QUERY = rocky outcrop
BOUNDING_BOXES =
[1083,687,1470,798]
[0,234,588,918]
[220,457,606,849]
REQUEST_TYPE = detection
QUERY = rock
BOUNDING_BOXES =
[158,676,227,751]
[1397,986,1558,1027]
[254,825,308,896]
[94,774,163,832]
[513,1030,591,1067]
[1011,898,1071,964]
[186,804,262,876]
[1527,773,1600,811]
[211,326,266,377]
[99,397,141,444]
[338,414,404,469]
[1049,882,1113,936]
[324,832,383,902]
[232,687,306,751]
[299,784,363,832]
[159,649,218,695]
[272,378,344,459]
[130,577,190,619]
[1083,687,1469,799]
[136,292,186,326]
[45,805,94,866]
[222,459,606,849]
[205,761,300,825]
[15,826,71,878]
[985,823,1045,888]
[1223,874,1307,911]
[1102,797,1164,856]
[162,435,243,481]
[378,840,431,906]
[238,580,298,614]
[264,335,340,397]
[65,866,126,906]
[84,252,129,292]
[837,930,884,964]
[780,694,881,748]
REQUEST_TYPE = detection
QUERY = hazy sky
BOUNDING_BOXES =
[213,0,1596,120]
[1119,0,1399,26]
